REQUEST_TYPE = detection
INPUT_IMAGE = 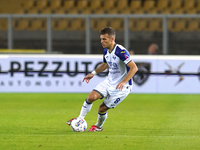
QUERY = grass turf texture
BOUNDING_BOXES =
[0,93,200,150]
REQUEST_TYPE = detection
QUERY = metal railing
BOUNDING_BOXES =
[0,14,200,54]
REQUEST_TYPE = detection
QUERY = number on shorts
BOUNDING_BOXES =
[114,98,120,104]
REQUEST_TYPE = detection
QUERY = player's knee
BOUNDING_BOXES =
[87,91,102,103]
[87,95,98,103]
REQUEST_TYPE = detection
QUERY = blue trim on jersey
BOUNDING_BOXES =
[126,65,133,85]
[103,48,108,63]
[115,46,130,61]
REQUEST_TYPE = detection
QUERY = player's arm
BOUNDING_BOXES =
[94,62,109,74]
[82,63,109,83]
[116,61,138,91]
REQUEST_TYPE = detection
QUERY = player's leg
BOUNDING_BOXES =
[88,86,132,131]
[96,103,109,127]
[67,80,108,126]
[79,79,108,119]
[78,80,108,119]
[66,90,102,126]
[88,102,109,132]
[78,90,102,119]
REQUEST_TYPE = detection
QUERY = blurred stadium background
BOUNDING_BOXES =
[0,0,200,55]
[1,2,200,149]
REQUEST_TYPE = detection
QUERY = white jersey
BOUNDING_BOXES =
[103,44,133,86]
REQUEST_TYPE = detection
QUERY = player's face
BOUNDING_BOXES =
[100,34,113,49]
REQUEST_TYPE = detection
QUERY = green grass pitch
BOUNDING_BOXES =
[0,93,200,150]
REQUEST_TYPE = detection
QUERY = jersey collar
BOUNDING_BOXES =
[108,44,116,53]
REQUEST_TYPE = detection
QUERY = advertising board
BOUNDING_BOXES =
[0,55,199,93]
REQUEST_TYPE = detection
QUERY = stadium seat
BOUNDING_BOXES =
[185,19,200,31]
[28,19,44,30]
[54,8,67,14]
[115,0,128,11]
[49,0,62,10]
[174,19,187,32]
[133,9,146,14]
[76,0,89,11]
[169,0,183,11]
[109,18,124,31]
[67,9,79,14]
[129,19,136,31]
[35,0,48,9]
[129,0,142,11]
[13,18,30,30]
[40,19,47,30]
[106,9,119,14]
[81,9,92,14]
[21,0,35,9]
[167,19,175,31]
[0,19,8,30]
[169,19,186,32]
[148,18,162,32]
[89,0,102,10]
[147,9,159,14]
[27,8,39,14]
[40,8,53,14]
[143,0,156,11]
[90,19,97,30]
[156,0,169,11]
[182,0,196,11]
[93,9,105,14]
[102,0,116,10]
[91,19,109,31]
[52,18,58,30]
[172,9,185,14]
[63,0,75,9]
[120,8,133,14]
[52,19,70,30]
[70,19,85,31]
[186,9,198,14]
[160,9,172,14]
[196,0,200,9]
[128,1,145,14]
[136,19,149,31]
[129,19,148,31]
[15,9,25,14]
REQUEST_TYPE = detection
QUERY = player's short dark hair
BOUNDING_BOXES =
[100,27,116,38]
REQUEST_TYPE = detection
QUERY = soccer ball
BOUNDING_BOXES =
[71,118,87,132]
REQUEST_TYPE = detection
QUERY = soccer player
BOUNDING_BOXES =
[67,27,138,132]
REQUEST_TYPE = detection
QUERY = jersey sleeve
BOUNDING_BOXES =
[115,46,132,65]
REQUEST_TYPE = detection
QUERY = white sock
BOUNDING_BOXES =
[78,99,93,119]
[95,112,107,128]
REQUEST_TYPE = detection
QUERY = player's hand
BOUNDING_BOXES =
[82,73,94,83]
[116,82,126,91]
